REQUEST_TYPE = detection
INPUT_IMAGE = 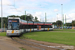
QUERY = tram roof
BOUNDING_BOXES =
[20,19,52,24]
[8,17,52,24]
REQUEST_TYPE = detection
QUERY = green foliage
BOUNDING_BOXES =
[72,20,75,26]
[26,14,33,21]
[56,20,63,27]
[20,14,34,21]
[0,23,1,28]
[21,29,75,46]
[56,20,63,26]
[20,15,27,20]
[52,20,62,27]
[19,47,26,50]
[0,17,8,28]
[7,15,20,17]
[66,23,72,26]
[34,17,39,22]
[52,22,56,25]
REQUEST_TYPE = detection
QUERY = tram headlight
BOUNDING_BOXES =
[7,31,10,32]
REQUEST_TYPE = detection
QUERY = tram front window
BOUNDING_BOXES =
[8,19,19,30]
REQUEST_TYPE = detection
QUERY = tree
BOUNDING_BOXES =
[52,22,56,25]
[7,15,19,17]
[8,14,34,21]
[20,14,34,21]
[20,15,26,20]
[34,16,39,22]
[0,17,8,28]
[56,20,63,28]
[3,17,8,28]
[72,20,75,26]
[66,23,72,26]
[26,14,33,21]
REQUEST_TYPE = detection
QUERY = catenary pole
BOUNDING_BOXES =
[63,14,64,29]
[61,4,64,29]
[1,0,3,30]
[65,15,66,29]
[45,13,46,22]
[25,11,26,20]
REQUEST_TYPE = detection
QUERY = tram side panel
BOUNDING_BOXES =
[19,22,53,34]
[49,25,53,31]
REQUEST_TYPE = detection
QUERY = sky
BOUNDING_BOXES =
[0,0,75,23]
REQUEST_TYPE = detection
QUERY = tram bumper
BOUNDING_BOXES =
[6,33,20,36]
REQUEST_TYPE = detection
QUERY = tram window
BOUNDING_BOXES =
[30,25,33,28]
[45,25,50,28]
[27,25,29,29]
[27,25,32,29]
[44,25,46,28]
[41,25,42,28]
[28,25,30,28]
[50,25,52,28]
[41,25,44,28]
[20,25,23,29]
[31,25,33,28]
[45,25,47,28]
[23,25,25,29]
[25,25,33,29]
[25,25,28,29]
[48,25,50,28]
[34,25,37,28]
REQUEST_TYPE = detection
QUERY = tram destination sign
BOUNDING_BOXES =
[9,20,18,22]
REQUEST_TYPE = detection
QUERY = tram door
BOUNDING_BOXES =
[37,25,41,30]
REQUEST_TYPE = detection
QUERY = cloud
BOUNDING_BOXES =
[27,0,70,4]
[45,0,70,4]
[54,9,59,12]
[0,0,12,5]
[68,13,75,20]
[33,12,44,21]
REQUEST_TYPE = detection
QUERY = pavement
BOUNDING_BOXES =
[0,36,21,50]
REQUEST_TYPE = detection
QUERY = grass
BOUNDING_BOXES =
[21,29,75,46]
[0,32,6,36]
[19,47,26,50]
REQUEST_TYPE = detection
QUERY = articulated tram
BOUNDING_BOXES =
[6,17,53,36]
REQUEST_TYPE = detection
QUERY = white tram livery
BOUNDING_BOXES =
[6,17,53,36]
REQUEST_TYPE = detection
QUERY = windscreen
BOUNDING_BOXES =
[8,19,19,30]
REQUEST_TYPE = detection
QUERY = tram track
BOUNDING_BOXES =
[11,37,66,50]
[11,37,45,50]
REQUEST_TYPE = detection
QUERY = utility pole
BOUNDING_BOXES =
[65,15,66,29]
[61,4,64,29]
[1,0,3,30]
[25,11,26,20]
[45,13,46,22]
[63,14,64,29]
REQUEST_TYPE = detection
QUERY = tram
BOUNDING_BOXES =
[6,17,53,36]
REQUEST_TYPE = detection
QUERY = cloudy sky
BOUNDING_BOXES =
[0,0,75,23]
